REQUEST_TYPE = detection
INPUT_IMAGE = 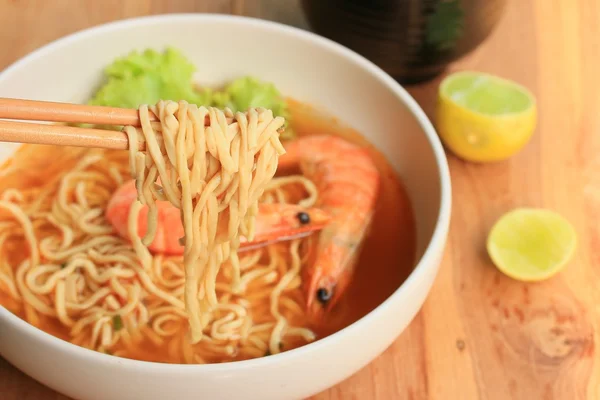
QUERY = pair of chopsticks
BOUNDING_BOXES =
[0,98,238,150]
[0,98,159,150]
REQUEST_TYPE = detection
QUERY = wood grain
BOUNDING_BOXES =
[1,0,599,399]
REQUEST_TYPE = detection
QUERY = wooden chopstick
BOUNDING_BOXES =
[0,98,156,126]
[0,120,131,150]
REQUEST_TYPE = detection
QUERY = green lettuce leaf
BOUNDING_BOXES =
[213,76,293,139]
[89,48,211,108]
[213,77,286,116]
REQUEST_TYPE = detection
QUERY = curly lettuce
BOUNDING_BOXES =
[89,48,211,108]
[213,76,292,138]
[88,48,293,138]
[213,77,288,118]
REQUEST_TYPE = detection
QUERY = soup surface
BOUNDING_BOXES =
[0,100,416,364]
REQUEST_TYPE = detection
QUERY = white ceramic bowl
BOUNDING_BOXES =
[0,14,451,400]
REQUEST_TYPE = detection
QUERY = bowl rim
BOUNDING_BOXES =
[0,13,452,372]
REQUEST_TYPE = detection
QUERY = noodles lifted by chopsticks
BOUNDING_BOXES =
[124,100,286,342]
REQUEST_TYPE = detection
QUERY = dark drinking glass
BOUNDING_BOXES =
[301,0,507,84]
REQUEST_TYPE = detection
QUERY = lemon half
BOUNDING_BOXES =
[436,71,537,162]
[487,208,577,282]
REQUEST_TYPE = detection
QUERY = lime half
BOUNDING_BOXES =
[436,71,537,162]
[486,208,576,281]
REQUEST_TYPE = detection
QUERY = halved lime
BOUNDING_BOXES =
[436,71,537,162]
[486,208,576,281]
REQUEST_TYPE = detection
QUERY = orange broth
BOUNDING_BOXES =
[0,100,417,362]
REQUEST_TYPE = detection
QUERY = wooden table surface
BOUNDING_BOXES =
[1,0,599,399]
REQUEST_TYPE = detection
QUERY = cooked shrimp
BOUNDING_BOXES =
[279,135,380,320]
[106,180,331,255]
